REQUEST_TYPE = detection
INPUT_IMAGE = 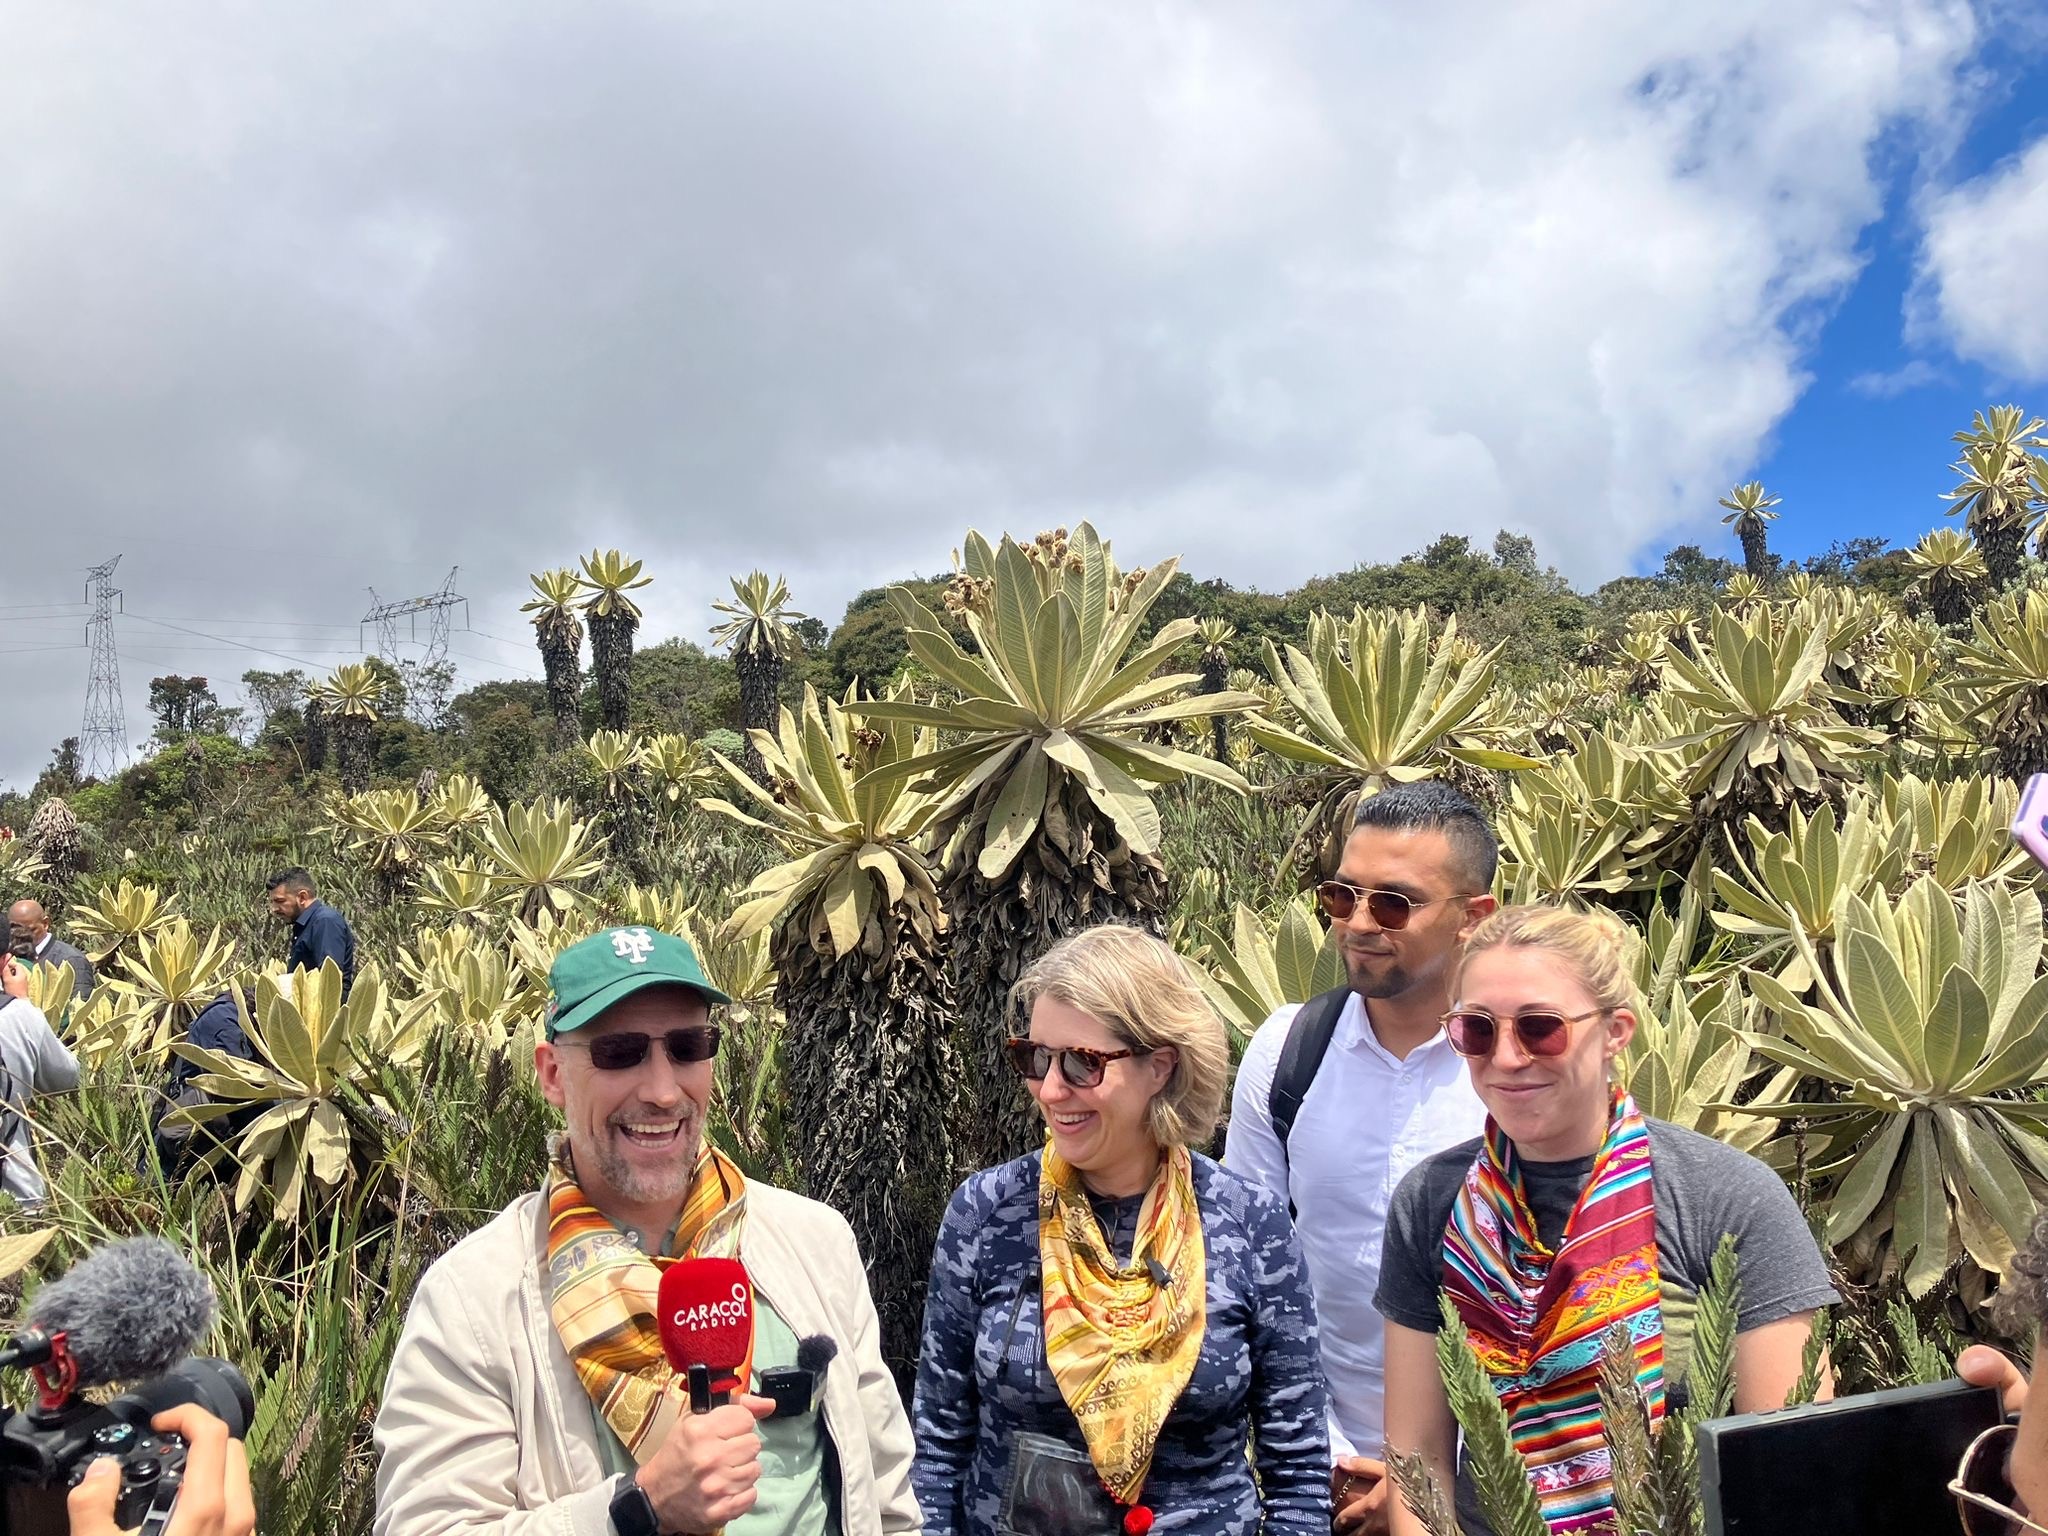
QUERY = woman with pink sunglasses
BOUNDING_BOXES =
[1376,904,1837,1536]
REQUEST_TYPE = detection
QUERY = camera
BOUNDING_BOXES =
[0,1354,252,1535]
[0,1237,250,1535]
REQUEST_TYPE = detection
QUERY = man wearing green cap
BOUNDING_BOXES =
[374,926,919,1536]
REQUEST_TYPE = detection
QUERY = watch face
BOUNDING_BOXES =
[609,1475,660,1536]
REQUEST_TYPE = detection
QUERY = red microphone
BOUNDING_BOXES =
[657,1257,755,1412]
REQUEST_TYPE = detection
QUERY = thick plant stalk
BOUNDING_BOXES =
[1435,1296,1547,1536]
[1681,1235,1740,1426]
[1786,1309,1830,1407]
[1387,1450,1466,1536]
[1597,1322,1658,1536]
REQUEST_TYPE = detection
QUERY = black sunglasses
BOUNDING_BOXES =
[1004,1038,1150,1090]
[1442,1007,1605,1059]
[556,1027,722,1071]
[1315,880,1470,930]
[1953,1421,2048,1535]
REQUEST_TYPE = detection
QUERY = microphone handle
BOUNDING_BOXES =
[687,1362,731,1413]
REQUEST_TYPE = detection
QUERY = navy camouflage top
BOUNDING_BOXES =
[911,1149,1331,1536]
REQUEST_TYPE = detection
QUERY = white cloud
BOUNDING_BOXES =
[1848,358,1947,397]
[1918,134,2048,377]
[0,1,1981,782]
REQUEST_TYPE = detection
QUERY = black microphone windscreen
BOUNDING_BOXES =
[24,1237,217,1387]
[795,1334,838,1376]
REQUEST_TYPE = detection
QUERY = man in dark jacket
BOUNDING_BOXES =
[153,989,260,1179]
[7,900,95,1002]
[266,867,356,995]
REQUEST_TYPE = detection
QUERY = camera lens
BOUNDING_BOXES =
[110,1358,254,1438]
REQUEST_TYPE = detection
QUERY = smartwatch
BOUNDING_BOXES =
[608,1472,660,1536]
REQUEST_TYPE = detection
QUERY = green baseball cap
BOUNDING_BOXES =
[545,926,732,1040]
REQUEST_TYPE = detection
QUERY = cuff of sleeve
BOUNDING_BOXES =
[568,1477,621,1536]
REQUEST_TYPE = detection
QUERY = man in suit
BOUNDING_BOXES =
[7,900,95,1001]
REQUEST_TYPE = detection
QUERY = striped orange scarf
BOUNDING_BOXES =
[1038,1143,1206,1507]
[544,1141,750,1461]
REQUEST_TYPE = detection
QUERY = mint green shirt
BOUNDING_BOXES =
[593,1293,837,1536]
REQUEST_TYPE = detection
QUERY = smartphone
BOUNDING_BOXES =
[2013,773,2048,870]
[1697,1378,2001,1535]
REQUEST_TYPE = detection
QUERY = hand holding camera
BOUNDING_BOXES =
[65,1405,253,1536]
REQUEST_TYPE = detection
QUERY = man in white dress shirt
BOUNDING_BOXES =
[1225,782,1498,1535]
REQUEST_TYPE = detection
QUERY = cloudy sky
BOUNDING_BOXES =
[2,2,2044,786]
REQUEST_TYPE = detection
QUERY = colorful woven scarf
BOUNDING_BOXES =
[1038,1143,1206,1508]
[544,1141,750,1462]
[1441,1087,1664,1535]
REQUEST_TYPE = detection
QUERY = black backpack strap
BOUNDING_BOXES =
[1268,987,1352,1158]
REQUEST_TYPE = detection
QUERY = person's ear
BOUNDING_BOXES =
[534,1041,568,1108]
[1605,1008,1638,1059]
[1458,892,1498,940]
[1148,1046,1179,1094]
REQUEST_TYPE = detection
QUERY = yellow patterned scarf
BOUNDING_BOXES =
[544,1140,749,1461]
[1038,1143,1206,1506]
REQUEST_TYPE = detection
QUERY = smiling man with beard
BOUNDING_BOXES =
[1226,783,1498,1536]
[374,926,918,1536]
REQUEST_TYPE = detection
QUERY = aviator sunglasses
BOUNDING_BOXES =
[554,1026,723,1071]
[1004,1038,1151,1090]
[1315,879,1470,930]
[1952,1421,2048,1536]
[1442,1007,1606,1059]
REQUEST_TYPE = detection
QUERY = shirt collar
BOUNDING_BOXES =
[31,935,48,957]
[293,899,322,930]
[1338,991,1459,1068]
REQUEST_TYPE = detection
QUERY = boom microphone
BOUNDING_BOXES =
[3,1237,217,1389]
[657,1256,754,1411]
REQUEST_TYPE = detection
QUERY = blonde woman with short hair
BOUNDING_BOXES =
[912,924,1331,1536]
[1378,905,1838,1536]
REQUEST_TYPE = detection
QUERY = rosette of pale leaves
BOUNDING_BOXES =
[1711,799,1909,991]
[67,877,180,963]
[414,858,511,924]
[1494,733,1659,903]
[479,799,606,922]
[166,962,424,1223]
[98,918,239,1063]
[638,734,715,806]
[1248,605,1539,876]
[708,571,807,659]
[1882,774,2036,891]
[1189,892,1343,1038]
[703,683,947,960]
[330,787,451,875]
[1743,878,2048,1296]
[848,524,1261,878]
[1656,606,1884,819]
[1955,588,2048,781]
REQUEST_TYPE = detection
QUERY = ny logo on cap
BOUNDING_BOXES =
[611,928,656,965]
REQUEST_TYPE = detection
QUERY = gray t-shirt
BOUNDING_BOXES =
[1374,1118,1837,1536]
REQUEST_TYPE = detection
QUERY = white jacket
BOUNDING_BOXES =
[372,1180,921,1536]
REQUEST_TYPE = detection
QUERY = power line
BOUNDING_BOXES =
[125,613,339,671]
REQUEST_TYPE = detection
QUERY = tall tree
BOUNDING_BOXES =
[709,572,808,779]
[577,550,651,732]
[1718,481,1782,581]
[1944,405,2045,592]
[1904,528,1987,628]
[702,682,955,1394]
[1194,618,1237,760]
[316,663,385,793]
[520,569,587,744]
[849,524,1260,1162]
